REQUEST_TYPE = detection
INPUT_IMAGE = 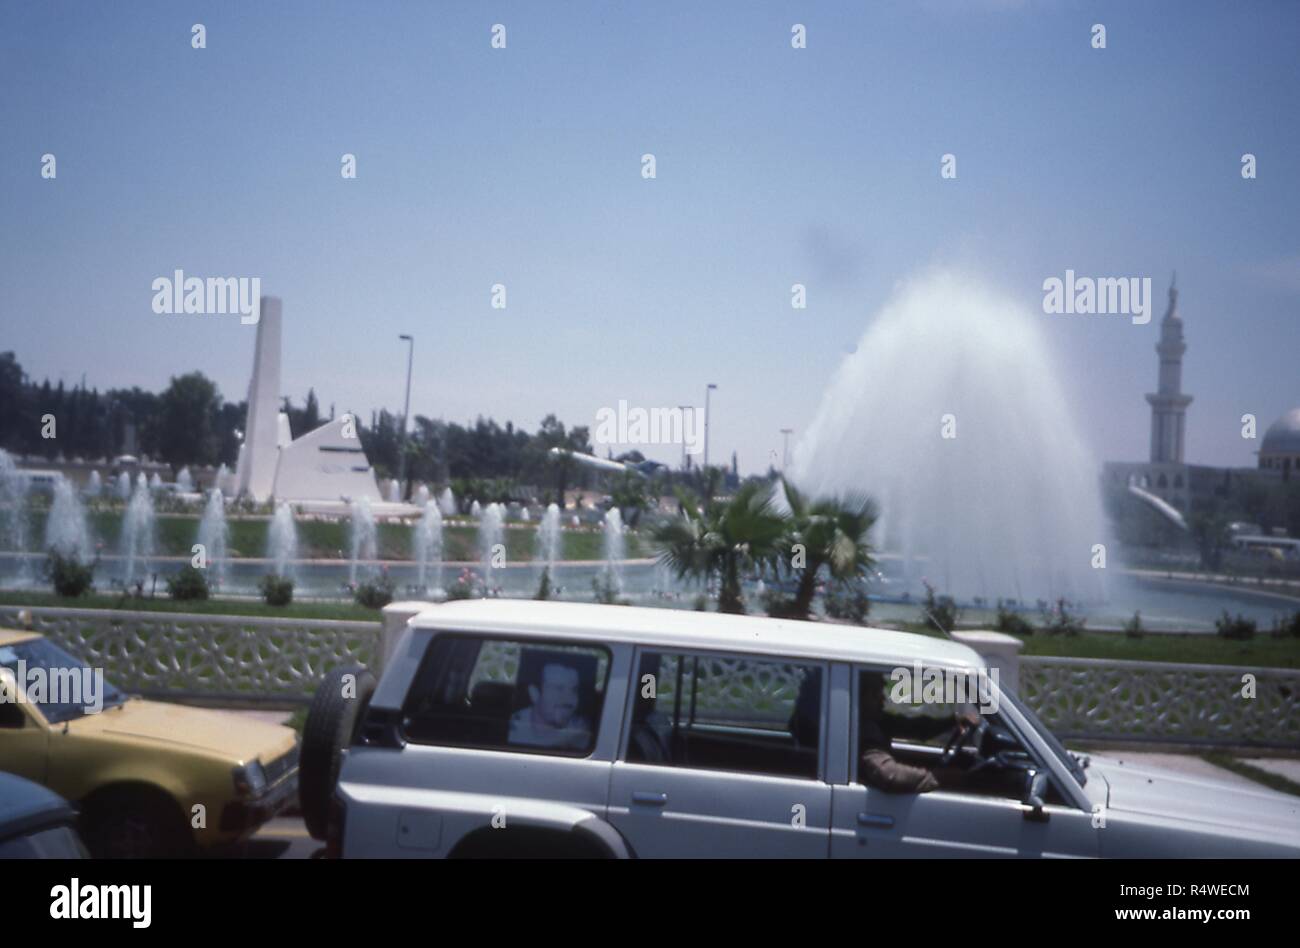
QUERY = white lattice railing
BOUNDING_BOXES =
[0,606,380,705]
[1021,656,1300,748]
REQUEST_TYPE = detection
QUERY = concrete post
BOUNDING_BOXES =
[949,630,1024,694]
[378,601,429,675]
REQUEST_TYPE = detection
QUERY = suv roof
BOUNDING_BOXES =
[410,600,983,669]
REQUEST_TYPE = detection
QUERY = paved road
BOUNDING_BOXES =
[207,817,319,860]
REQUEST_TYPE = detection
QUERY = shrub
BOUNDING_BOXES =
[165,565,210,601]
[592,571,629,606]
[352,575,395,610]
[1270,610,1300,639]
[445,569,477,601]
[922,581,959,634]
[823,585,871,624]
[1123,611,1145,639]
[44,551,94,598]
[760,585,798,619]
[259,573,295,607]
[1215,611,1256,641]
[994,600,1034,637]
[1041,598,1085,637]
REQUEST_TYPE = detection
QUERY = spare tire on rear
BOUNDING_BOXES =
[300,664,378,841]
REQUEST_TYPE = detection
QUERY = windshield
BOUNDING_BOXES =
[0,638,128,724]
[999,686,1087,787]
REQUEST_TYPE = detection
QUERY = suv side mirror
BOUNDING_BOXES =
[1022,769,1050,823]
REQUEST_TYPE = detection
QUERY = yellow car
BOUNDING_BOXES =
[0,626,299,858]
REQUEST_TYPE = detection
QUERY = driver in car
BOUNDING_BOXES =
[859,672,980,793]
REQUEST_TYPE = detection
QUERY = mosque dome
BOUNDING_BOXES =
[1260,407,1300,458]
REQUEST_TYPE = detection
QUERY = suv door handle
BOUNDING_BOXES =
[632,791,668,806]
[858,812,894,829]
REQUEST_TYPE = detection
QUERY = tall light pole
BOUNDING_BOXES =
[678,405,692,471]
[703,384,717,470]
[780,428,793,472]
[398,334,414,496]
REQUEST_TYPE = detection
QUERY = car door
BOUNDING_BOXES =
[831,782,1098,858]
[344,633,626,857]
[606,648,831,858]
[830,665,1098,858]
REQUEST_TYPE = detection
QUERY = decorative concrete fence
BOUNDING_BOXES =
[0,606,380,706]
[1021,656,1300,749]
[1,605,1297,748]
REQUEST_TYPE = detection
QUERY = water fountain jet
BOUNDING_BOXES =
[790,270,1108,603]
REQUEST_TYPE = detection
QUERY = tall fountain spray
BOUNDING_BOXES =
[438,487,456,517]
[534,502,562,597]
[116,472,131,501]
[414,502,445,593]
[0,450,33,581]
[386,479,401,503]
[601,508,626,596]
[148,472,162,491]
[177,467,194,493]
[120,477,157,585]
[45,475,95,563]
[267,502,299,579]
[470,500,482,518]
[196,489,229,590]
[414,484,430,507]
[478,502,504,589]
[349,497,377,584]
[789,270,1108,603]
[86,470,102,498]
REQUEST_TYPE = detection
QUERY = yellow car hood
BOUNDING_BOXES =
[71,699,297,764]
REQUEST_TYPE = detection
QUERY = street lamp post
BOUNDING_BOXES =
[398,334,414,496]
[704,384,717,469]
[678,405,692,471]
[780,428,793,472]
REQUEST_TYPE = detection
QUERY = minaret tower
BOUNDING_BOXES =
[1145,275,1192,463]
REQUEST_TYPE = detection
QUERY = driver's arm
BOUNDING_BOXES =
[860,749,940,793]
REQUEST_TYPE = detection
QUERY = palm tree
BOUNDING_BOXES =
[652,481,786,614]
[778,478,878,620]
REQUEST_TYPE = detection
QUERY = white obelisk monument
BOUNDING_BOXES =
[235,296,282,502]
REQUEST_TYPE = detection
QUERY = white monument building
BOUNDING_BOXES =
[231,296,405,513]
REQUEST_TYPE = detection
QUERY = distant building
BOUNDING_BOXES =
[231,296,389,511]
[1103,278,1297,527]
[1145,278,1192,465]
[1259,408,1300,482]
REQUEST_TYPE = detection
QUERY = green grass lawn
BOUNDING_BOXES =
[897,621,1300,668]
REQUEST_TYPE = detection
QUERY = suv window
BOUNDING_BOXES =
[402,635,610,755]
[626,651,822,779]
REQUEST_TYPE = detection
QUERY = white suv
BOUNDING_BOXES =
[300,600,1300,858]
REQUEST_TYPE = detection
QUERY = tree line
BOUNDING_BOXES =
[0,350,602,493]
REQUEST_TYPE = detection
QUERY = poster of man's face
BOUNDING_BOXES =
[507,649,598,750]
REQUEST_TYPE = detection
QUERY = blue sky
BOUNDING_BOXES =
[2,0,1297,474]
